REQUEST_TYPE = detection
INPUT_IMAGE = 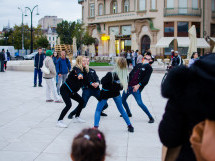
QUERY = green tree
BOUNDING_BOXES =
[36,36,49,48]
[82,31,96,46]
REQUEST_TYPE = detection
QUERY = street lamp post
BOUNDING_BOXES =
[18,7,25,50]
[25,5,39,53]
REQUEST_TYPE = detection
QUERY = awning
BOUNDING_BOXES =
[177,37,190,47]
[156,37,174,48]
[197,38,210,48]
[210,37,215,42]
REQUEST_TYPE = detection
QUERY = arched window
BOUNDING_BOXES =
[112,0,118,14]
[139,0,146,11]
[124,0,129,12]
[99,4,103,15]
[192,0,198,9]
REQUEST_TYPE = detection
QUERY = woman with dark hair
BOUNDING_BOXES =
[188,52,199,67]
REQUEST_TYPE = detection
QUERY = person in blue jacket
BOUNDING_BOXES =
[52,51,59,85]
[56,51,71,95]
[34,47,46,87]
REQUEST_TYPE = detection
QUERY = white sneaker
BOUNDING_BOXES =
[73,117,86,123]
[56,120,67,128]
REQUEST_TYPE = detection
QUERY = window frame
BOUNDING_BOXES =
[124,0,129,12]
[98,3,103,16]
[90,3,95,18]
[112,0,118,14]
[139,0,146,11]
[151,0,156,10]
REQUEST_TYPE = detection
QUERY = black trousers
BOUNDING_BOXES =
[4,61,7,70]
[126,59,132,67]
[58,85,84,121]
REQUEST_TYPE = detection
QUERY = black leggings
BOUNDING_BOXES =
[126,59,132,67]
[58,85,84,121]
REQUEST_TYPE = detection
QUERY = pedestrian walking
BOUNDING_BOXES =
[56,56,86,128]
[125,50,132,67]
[34,47,46,87]
[56,51,71,95]
[122,54,155,123]
[71,128,106,161]
[68,57,108,119]
[159,53,215,161]
[0,49,5,72]
[131,50,136,67]
[4,49,8,71]
[43,50,62,103]
[94,57,134,132]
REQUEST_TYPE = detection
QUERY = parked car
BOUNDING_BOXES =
[24,52,37,60]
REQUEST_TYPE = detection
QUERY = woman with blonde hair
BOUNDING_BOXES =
[57,56,87,128]
[94,57,134,132]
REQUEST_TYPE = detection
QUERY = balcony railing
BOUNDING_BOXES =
[164,8,201,17]
[212,11,215,19]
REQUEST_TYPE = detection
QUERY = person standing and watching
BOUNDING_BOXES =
[52,52,59,85]
[43,50,62,103]
[0,49,5,72]
[136,51,144,64]
[56,51,71,95]
[122,54,155,123]
[34,47,46,87]
[188,52,199,67]
[125,50,132,68]
[171,51,183,67]
[4,49,8,71]
[6,50,10,61]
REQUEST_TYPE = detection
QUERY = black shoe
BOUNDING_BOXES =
[148,117,155,123]
[33,84,37,87]
[38,84,43,87]
[128,125,134,133]
[68,113,75,119]
[100,112,108,117]
[120,114,132,117]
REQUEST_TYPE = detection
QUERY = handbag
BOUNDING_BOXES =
[41,59,50,74]
[190,120,215,161]
[162,146,182,161]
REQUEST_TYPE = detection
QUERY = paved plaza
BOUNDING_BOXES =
[0,71,167,161]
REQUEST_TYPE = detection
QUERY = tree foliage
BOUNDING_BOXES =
[36,36,49,48]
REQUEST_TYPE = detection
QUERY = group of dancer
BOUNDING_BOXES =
[56,54,155,132]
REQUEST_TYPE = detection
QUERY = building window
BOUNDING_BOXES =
[179,0,188,14]
[164,22,174,37]
[151,0,156,10]
[177,22,189,37]
[211,24,215,37]
[212,0,215,11]
[90,3,95,17]
[109,27,119,35]
[112,0,118,14]
[192,22,201,38]
[121,26,132,35]
[166,0,174,8]
[192,0,198,9]
[49,37,51,41]
[139,0,146,11]
[124,0,129,12]
[99,4,103,16]
[53,37,55,41]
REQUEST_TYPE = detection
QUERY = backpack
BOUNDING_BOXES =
[190,120,215,161]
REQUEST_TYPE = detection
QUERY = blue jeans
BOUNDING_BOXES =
[34,68,42,85]
[94,95,131,127]
[69,88,108,116]
[132,59,136,67]
[122,86,153,119]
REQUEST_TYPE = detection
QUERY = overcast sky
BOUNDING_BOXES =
[0,0,82,30]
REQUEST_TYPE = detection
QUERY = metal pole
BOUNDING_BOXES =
[22,13,24,50]
[30,11,33,53]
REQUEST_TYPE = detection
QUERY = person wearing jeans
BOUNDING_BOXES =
[68,58,108,118]
[34,47,46,87]
[57,56,86,128]
[94,57,134,133]
[122,54,155,123]
[56,51,71,95]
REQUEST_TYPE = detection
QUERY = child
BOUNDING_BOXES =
[71,128,106,161]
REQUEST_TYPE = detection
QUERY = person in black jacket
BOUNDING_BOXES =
[0,49,5,72]
[34,47,46,87]
[171,51,182,67]
[57,56,87,128]
[159,53,215,161]
[122,54,155,123]
[94,57,134,132]
[68,57,108,118]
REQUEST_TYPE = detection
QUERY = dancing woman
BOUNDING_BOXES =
[94,57,134,132]
[57,56,87,128]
